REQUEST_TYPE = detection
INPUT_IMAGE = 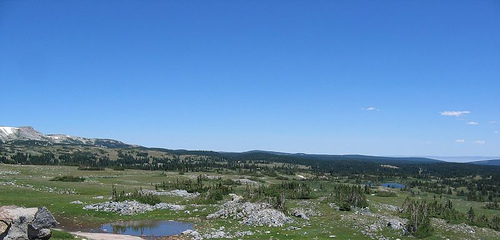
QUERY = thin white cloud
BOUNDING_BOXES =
[474,140,486,145]
[455,139,465,143]
[490,121,498,124]
[495,131,499,134]
[466,121,479,125]
[362,107,379,111]
[440,111,470,117]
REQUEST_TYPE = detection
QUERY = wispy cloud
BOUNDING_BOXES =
[466,121,479,125]
[362,107,379,111]
[440,111,470,117]
[474,140,485,145]
[490,121,498,124]
[495,131,499,134]
[455,139,465,143]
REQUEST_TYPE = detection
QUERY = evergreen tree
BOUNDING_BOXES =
[468,207,475,222]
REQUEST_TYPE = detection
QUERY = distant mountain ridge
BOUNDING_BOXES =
[237,150,442,164]
[0,126,130,148]
[469,159,500,166]
[2,126,499,165]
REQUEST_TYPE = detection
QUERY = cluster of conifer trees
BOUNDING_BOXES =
[329,184,368,211]
[401,197,500,237]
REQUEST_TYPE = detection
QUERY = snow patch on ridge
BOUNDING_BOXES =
[0,127,18,135]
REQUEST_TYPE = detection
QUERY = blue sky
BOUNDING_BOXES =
[1,0,499,157]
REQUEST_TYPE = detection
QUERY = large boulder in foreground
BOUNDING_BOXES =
[0,206,57,240]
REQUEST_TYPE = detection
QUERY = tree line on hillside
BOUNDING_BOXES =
[406,177,500,203]
[2,149,499,178]
[401,197,500,238]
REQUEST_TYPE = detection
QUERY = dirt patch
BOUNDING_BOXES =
[70,231,145,240]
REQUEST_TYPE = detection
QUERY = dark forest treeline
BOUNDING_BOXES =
[2,148,500,178]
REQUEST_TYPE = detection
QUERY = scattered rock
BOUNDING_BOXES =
[155,203,185,211]
[181,229,202,240]
[431,218,500,239]
[202,230,226,239]
[384,217,405,230]
[83,201,185,215]
[207,200,293,227]
[328,203,340,211]
[242,208,292,227]
[0,182,76,195]
[353,207,371,215]
[341,211,407,240]
[235,179,259,185]
[0,171,20,175]
[374,203,400,212]
[291,209,309,220]
[228,193,243,202]
[141,189,200,198]
[233,230,254,237]
[284,226,301,230]
[70,200,83,204]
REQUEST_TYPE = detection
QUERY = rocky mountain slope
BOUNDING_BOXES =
[0,126,130,148]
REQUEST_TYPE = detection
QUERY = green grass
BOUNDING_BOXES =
[51,229,75,240]
[1,164,499,240]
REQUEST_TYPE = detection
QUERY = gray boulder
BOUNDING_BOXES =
[29,207,57,230]
[0,220,9,237]
[28,227,52,240]
[0,206,57,240]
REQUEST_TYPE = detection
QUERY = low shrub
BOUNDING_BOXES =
[77,166,104,171]
[112,186,161,205]
[50,175,85,182]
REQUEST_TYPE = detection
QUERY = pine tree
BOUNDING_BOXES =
[402,198,433,238]
[468,207,475,222]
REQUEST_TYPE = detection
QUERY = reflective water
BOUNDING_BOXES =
[99,220,194,237]
[381,182,406,189]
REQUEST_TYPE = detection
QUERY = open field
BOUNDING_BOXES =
[1,163,499,240]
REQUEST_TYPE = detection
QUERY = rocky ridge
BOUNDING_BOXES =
[206,200,293,227]
[0,126,130,148]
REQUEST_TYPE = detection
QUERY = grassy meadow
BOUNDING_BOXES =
[1,163,499,240]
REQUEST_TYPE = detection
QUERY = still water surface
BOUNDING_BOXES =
[381,182,406,189]
[99,220,193,237]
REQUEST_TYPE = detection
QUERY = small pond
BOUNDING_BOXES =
[98,220,194,237]
[381,182,406,189]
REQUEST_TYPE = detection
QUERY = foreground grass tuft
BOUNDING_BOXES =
[51,229,74,239]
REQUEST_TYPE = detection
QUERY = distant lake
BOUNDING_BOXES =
[381,182,406,189]
[99,220,193,237]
